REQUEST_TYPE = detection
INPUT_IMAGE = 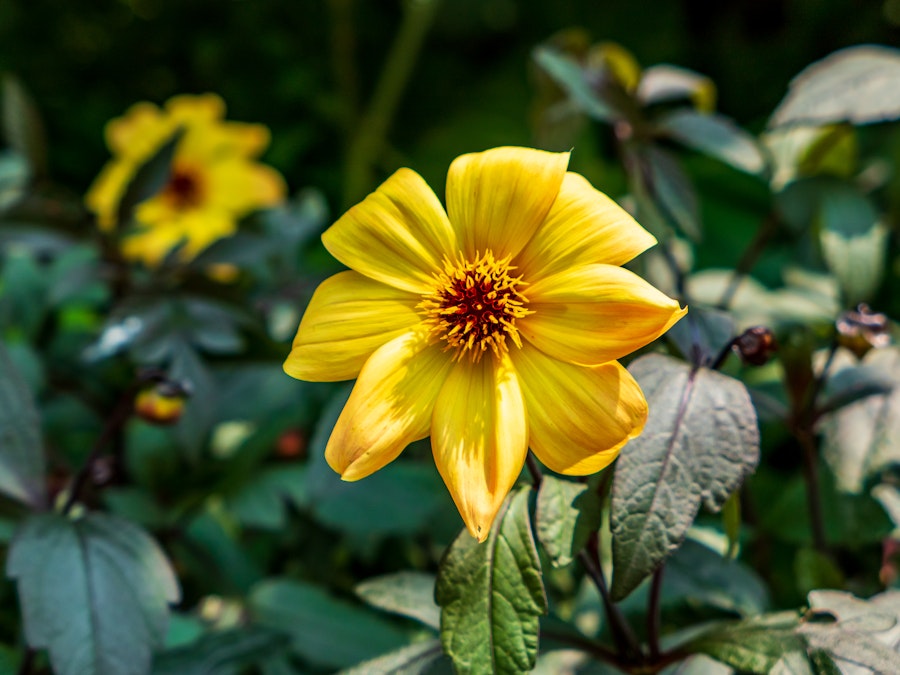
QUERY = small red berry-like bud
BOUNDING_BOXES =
[836,303,890,358]
[276,429,307,459]
[734,326,778,366]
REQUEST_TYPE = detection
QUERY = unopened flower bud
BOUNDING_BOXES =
[134,378,191,425]
[734,326,777,366]
[836,303,890,358]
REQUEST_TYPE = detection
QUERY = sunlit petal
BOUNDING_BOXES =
[284,271,423,382]
[323,168,456,294]
[326,328,452,480]
[515,172,657,278]
[446,147,570,259]
[512,344,647,474]
[520,263,687,365]
[432,352,527,541]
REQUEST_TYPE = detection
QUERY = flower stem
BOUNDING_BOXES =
[716,212,779,310]
[342,0,441,209]
[647,566,664,661]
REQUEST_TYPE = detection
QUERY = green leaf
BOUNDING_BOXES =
[436,487,547,674]
[801,590,900,673]
[532,47,616,122]
[0,151,29,211]
[820,346,900,494]
[152,627,289,675]
[656,110,766,175]
[0,340,45,507]
[339,639,447,675]
[794,548,845,596]
[817,183,887,305]
[535,474,602,568]
[170,341,217,460]
[610,354,760,601]
[637,64,716,111]
[6,512,180,675]
[665,305,736,367]
[249,578,410,669]
[116,128,182,226]
[770,45,900,127]
[225,465,308,530]
[2,76,46,179]
[636,146,702,240]
[356,572,441,630]
[683,612,804,674]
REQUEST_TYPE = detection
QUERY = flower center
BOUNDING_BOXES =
[419,251,531,362]
[162,167,204,209]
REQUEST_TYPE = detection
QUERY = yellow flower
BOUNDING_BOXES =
[86,93,286,266]
[284,147,686,541]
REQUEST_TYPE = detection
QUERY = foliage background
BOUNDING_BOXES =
[3,0,900,674]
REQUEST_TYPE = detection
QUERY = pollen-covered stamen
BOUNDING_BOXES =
[419,251,531,361]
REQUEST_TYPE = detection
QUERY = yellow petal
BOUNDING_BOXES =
[85,159,136,230]
[205,160,286,214]
[520,264,687,366]
[432,352,527,542]
[515,172,657,278]
[446,147,570,260]
[512,343,646,474]
[284,271,423,382]
[165,93,226,125]
[325,328,451,480]
[323,168,456,294]
[105,102,170,159]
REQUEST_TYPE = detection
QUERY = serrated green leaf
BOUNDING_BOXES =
[6,512,180,675]
[339,639,447,675]
[152,627,288,675]
[683,612,804,674]
[656,110,766,175]
[356,572,440,630]
[249,578,410,669]
[532,47,616,122]
[770,45,900,128]
[0,340,45,507]
[820,346,900,494]
[436,487,547,674]
[2,75,46,179]
[535,475,602,568]
[817,184,886,305]
[610,354,760,601]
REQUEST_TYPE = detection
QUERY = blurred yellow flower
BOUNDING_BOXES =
[86,93,286,266]
[284,147,686,541]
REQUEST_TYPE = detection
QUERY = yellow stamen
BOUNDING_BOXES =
[419,251,531,361]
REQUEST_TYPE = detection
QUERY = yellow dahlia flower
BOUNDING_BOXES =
[284,147,686,541]
[86,93,286,266]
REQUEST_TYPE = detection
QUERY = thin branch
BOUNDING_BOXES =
[716,212,780,310]
[647,566,664,661]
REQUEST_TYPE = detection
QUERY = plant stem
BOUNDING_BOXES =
[525,451,543,490]
[342,0,441,209]
[716,212,779,310]
[17,648,35,675]
[580,532,642,661]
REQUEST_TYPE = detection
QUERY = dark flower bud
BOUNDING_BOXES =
[836,303,890,358]
[734,326,778,366]
[134,377,192,425]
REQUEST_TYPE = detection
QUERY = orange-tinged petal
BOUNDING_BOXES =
[326,328,452,480]
[515,172,657,278]
[284,271,423,382]
[446,147,570,260]
[512,343,647,474]
[323,168,456,294]
[432,351,527,542]
[520,263,687,365]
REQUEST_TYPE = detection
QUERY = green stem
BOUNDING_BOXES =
[716,212,779,310]
[342,0,441,209]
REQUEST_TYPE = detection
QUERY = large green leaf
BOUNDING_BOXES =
[6,512,180,675]
[249,578,410,670]
[610,354,759,601]
[637,146,702,240]
[436,487,547,674]
[532,47,616,122]
[356,572,440,630]
[770,45,900,128]
[1,76,46,179]
[820,347,900,494]
[0,340,45,508]
[682,612,804,674]
[656,110,766,175]
[817,184,887,305]
[535,474,602,568]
